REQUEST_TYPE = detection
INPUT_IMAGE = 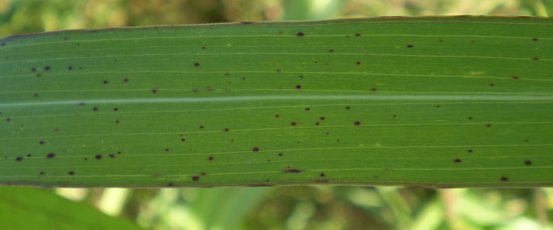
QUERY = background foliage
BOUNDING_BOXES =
[1,0,552,229]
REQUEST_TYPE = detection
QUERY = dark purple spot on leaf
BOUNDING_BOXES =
[249,183,273,187]
[283,168,303,173]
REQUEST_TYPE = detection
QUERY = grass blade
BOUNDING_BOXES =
[0,17,552,187]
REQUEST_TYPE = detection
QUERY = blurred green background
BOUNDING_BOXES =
[1,0,553,229]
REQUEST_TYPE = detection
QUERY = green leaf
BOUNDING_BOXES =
[187,187,270,229]
[0,17,552,187]
[0,187,142,230]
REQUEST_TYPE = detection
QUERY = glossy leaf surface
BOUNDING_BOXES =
[0,17,552,187]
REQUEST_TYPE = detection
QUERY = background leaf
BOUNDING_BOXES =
[0,187,142,230]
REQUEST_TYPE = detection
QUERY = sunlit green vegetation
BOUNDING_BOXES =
[1,1,553,229]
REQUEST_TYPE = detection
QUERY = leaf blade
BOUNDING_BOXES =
[1,17,552,187]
